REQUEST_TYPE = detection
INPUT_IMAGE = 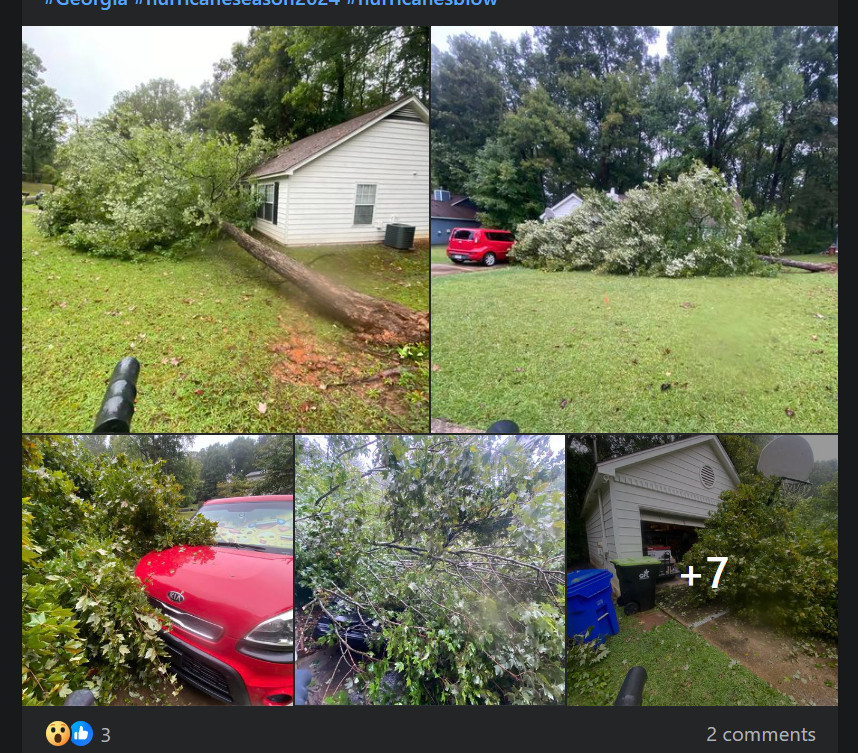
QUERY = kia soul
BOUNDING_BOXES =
[135,495,294,706]
[446,227,515,266]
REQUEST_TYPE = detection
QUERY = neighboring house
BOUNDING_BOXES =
[541,187,624,220]
[248,95,429,246]
[541,191,583,220]
[245,470,266,483]
[580,436,739,592]
[430,189,481,242]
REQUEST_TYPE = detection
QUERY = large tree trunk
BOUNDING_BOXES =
[757,255,837,272]
[221,222,428,343]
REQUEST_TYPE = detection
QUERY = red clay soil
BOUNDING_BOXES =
[657,587,838,706]
[269,333,359,388]
[633,609,671,632]
[694,615,838,706]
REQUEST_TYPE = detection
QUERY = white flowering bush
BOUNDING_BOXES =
[512,190,616,271]
[513,164,783,277]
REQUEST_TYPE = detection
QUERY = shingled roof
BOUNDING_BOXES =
[430,194,479,221]
[249,95,427,179]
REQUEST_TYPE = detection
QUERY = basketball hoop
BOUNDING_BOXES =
[757,436,814,502]
[780,477,811,495]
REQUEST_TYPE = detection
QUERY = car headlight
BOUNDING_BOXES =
[244,609,293,649]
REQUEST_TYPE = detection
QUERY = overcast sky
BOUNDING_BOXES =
[798,435,837,462]
[189,434,259,451]
[24,26,675,121]
[431,26,672,59]
[150,433,837,461]
[22,26,252,120]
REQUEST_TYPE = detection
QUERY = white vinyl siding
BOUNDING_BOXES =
[282,116,429,245]
[583,440,738,591]
[620,444,736,498]
[585,486,615,571]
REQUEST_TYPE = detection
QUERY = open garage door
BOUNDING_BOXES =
[639,512,705,578]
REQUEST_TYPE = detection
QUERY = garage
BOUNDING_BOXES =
[580,435,740,593]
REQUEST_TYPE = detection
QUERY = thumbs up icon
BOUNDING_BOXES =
[70,722,93,747]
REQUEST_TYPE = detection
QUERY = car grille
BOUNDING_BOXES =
[164,642,234,704]
[148,596,224,641]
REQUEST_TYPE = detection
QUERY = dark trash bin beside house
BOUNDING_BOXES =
[566,569,619,643]
[610,557,661,615]
[384,223,416,250]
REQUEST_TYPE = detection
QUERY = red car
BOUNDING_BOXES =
[135,495,294,706]
[446,227,515,266]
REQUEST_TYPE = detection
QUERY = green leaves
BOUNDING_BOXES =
[36,120,275,259]
[515,164,782,277]
[22,436,212,705]
[297,434,565,704]
[682,479,838,639]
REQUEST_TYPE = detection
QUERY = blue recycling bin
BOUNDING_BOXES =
[567,569,619,643]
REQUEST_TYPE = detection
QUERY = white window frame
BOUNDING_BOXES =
[256,182,276,223]
[354,183,377,225]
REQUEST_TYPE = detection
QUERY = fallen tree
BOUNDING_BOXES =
[757,255,838,272]
[297,435,566,705]
[221,223,428,342]
[36,121,428,344]
[513,164,791,277]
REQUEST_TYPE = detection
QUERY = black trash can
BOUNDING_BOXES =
[384,223,416,250]
[610,557,661,615]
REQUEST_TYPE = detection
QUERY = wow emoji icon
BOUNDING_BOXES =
[46,722,70,746]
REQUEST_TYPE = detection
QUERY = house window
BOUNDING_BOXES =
[354,184,377,225]
[256,183,276,223]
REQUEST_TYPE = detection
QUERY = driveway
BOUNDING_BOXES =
[431,262,506,278]
[430,417,480,432]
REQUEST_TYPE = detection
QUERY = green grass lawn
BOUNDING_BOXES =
[431,244,451,264]
[567,609,792,706]
[22,213,429,432]
[271,236,429,312]
[431,265,837,432]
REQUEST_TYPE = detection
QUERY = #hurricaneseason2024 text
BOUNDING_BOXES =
[44,0,498,8]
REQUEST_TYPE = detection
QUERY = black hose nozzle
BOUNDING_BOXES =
[63,689,96,706]
[614,666,648,706]
[93,357,140,433]
[486,420,520,434]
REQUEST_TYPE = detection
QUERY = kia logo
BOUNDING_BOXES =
[167,591,185,603]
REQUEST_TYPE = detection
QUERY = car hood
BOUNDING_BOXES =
[135,545,293,639]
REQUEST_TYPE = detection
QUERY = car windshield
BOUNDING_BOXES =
[195,501,294,555]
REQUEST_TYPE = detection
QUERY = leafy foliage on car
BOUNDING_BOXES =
[22,436,216,705]
[297,435,565,704]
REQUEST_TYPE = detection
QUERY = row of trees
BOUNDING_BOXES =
[81,434,294,505]
[22,43,72,182]
[23,27,429,183]
[431,26,838,252]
